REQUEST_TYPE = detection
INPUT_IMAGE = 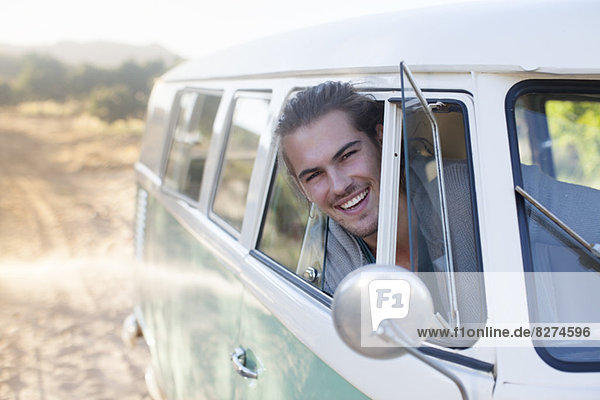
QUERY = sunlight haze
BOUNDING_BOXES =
[2,0,468,59]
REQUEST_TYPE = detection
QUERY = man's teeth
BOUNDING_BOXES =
[340,189,368,210]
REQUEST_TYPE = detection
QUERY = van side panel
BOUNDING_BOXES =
[140,196,244,399]
[236,291,369,399]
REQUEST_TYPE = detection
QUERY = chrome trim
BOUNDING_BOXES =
[135,161,162,188]
[121,312,143,349]
[377,98,402,264]
[230,347,258,379]
[135,189,148,260]
[302,266,319,283]
[145,365,167,400]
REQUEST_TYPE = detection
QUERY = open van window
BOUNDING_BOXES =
[257,88,485,338]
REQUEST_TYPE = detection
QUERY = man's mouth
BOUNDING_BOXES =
[338,188,369,210]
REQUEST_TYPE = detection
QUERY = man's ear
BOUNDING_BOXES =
[376,124,384,145]
[280,142,308,200]
[297,180,310,202]
[288,167,310,202]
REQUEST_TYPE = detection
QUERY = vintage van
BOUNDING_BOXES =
[123,0,600,398]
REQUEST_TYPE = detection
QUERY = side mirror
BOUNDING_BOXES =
[332,264,435,359]
[332,264,469,400]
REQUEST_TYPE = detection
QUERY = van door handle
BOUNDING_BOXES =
[230,346,258,379]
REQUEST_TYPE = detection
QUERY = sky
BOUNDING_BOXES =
[1,0,469,59]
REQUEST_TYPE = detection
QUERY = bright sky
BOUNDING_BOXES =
[2,0,467,59]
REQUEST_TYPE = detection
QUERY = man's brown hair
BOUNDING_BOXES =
[275,81,383,144]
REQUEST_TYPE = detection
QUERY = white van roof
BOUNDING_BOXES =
[165,0,600,81]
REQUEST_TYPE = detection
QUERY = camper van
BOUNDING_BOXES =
[123,0,600,398]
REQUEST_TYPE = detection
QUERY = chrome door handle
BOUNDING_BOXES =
[230,346,258,379]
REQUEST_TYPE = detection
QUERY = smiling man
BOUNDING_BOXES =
[283,109,382,247]
[275,81,413,294]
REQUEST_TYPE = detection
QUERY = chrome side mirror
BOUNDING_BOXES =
[332,264,469,400]
[331,264,435,358]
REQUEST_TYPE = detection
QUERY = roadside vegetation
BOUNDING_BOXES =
[0,53,173,123]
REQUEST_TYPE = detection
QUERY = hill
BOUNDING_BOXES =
[0,41,182,68]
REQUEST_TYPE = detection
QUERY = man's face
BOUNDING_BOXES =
[282,110,383,240]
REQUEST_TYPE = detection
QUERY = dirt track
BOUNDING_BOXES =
[0,110,151,399]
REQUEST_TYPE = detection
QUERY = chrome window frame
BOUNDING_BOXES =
[160,87,224,205]
[208,90,273,239]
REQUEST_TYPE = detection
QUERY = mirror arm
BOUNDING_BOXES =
[381,320,469,400]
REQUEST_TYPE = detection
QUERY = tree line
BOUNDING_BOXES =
[0,53,173,122]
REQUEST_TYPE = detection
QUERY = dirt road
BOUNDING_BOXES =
[0,110,151,399]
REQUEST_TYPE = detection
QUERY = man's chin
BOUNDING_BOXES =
[338,221,378,240]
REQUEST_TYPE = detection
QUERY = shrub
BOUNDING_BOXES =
[88,84,145,123]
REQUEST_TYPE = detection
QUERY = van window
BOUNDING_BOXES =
[509,80,600,369]
[164,90,221,200]
[212,93,270,232]
[258,162,308,270]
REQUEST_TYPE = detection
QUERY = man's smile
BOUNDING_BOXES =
[336,188,369,211]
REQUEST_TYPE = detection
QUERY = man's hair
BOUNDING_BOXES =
[275,81,383,144]
[274,82,384,193]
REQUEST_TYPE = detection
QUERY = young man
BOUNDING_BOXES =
[275,81,416,295]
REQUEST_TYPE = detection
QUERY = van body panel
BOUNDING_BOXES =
[495,379,600,400]
[140,195,244,399]
[235,288,370,400]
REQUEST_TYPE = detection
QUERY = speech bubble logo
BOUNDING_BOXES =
[368,279,411,332]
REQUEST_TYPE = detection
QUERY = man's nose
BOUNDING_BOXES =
[329,168,352,195]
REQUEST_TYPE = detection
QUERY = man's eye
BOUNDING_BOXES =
[306,171,321,182]
[342,150,357,160]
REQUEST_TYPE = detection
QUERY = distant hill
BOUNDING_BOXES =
[0,41,182,68]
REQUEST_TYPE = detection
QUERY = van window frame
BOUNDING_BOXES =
[251,155,332,306]
[209,90,272,239]
[250,88,402,306]
[160,88,223,205]
[506,78,600,373]
[253,88,484,318]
